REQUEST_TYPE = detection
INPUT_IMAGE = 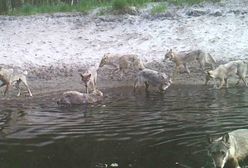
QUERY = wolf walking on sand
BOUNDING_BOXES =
[208,129,248,168]
[99,53,145,79]
[0,67,33,97]
[164,49,216,75]
[205,60,248,89]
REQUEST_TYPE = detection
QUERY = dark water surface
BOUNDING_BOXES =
[0,85,248,168]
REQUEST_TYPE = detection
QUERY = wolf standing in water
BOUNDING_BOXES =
[208,129,248,168]
[0,67,33,97]
[80,66,98,94]
[134,68,172,92]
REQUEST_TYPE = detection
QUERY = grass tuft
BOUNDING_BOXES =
[112,0,128,11]
[151,3,167,15]
[2,0,221,16]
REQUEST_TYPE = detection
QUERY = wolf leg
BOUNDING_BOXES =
[205,74,211,85]
[241,76,247,87]
[225,78,229,88]
[15,80,22,96]
[217,79,225,89]
[133,78,138,92]
[184,64,190,74]
[199,59,205,72]
[21,78,33,97]
[235,78,241,86]
[145,82,149,91]
[3,83,10,96]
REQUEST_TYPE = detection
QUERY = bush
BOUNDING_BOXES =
[151,3,167,15]
[21,3,33,15]
[112,0,128,10]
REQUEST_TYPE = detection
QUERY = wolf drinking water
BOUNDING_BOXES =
[134,68,172,92]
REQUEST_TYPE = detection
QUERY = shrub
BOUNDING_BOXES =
[151,3,167,15]
[21,3,34,15]
[112,0,128,11]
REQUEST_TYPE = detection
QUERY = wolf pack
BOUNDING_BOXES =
[1,49,248,168]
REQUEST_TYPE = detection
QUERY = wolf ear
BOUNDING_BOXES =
[222,133,230,144]
[207,135,214,144]
[87,74,91,79]
[79,73,84,78]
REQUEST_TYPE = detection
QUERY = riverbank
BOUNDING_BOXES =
[0,0,248,98]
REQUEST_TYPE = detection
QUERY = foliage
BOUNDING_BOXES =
[151,3,167,15]
[112,0,128,10]
[166,0,215,5]
[0,0,221,15]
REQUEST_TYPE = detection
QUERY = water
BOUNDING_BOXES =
[0,85,248,168]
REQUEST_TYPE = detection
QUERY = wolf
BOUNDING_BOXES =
[208,129,248,168]
[0,67,32,97]
[99,53,145,78]
[164,49,216,74]
[57,89,103,106]
[205,60,248,89]
[80,66,98,94]
[134,68,172,91]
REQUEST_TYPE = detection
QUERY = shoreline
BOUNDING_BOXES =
[1,0,248,99]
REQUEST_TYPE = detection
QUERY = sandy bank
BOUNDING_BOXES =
[0,0,248,97]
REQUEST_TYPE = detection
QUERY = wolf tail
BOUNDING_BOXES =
[208,53,216,64]
[243,60,248,65]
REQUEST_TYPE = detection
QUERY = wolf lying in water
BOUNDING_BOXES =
[57,89,103,106]
[208,129,248,168]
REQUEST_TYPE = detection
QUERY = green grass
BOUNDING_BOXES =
[8,0,111,15]
[4,0,221,16]
[166,0,220,5]
[151,3,167,15]
[112,0,128,10]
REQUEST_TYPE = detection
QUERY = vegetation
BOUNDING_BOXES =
[0,0,220,15]
[151,3,167,15]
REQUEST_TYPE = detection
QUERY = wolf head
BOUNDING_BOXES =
[91,89,103,97]
[80,73,91,86]
[164,49,175,62]
[158,73,172,91]
[207,70,215,78]
[205,70,214,85]
[99,53,110,68]
[208,133,231,168]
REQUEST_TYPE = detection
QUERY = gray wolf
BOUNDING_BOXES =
[164,49,216,74]
[57,89,103,106]
[0,67,32,97]
[208,129,248,168]
[99,53,145,79]
[80,66,98,93]
[205,60,248,89]
[134,68,172,91]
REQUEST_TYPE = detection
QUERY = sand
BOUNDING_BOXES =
[0,0,248,98]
